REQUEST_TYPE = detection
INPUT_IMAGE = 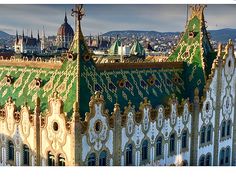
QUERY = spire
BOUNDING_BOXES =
[37,30,40,41]
[22,29,24,39]
[31,29,33,38]
[186,5,189,27]
[89,34,92,46]
[64,11,68,23]
[42,26,45,38]
[97,33,100,48]
[16,30,19,42]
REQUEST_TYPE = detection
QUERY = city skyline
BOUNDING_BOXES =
[0,4,236,36]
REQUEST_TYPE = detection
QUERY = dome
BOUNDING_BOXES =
[57,13,74,37]
[130,39,145,58]
[108,38,121,55]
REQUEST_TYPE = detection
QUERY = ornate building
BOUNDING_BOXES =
[0,5,236,166]
[14,30,41,54]
[56,13,74,49]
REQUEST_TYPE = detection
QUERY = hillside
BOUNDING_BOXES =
[103,28,236,43]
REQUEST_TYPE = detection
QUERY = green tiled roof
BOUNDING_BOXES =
[0,61,77,116]
[69,6,217,118]
[167,10,216,101]
[130,40,145,57]
[108,38,121,55]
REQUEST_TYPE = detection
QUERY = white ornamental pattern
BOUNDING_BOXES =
[126,112,134,136]
[88,104,108,151]
[143,108,150,131]
[202,91,213,125]
[222,87,233,120]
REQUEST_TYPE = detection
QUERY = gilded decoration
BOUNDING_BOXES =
[85,92,110,151]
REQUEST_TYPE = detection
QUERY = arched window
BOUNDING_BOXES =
[48,152,55,166]
[221,121,226,138]
[181,130,187,149]
[142,140,148,161]
[8,140,14,161]
[220,149,225,166]
[200,126,206,144]
[99,151,107,166]
[206,153,211,166]
[170,133,175,153]
[199,155,205,166]
[88,153,96,166]
[156,137,162,157]
[58,154,65,166]
[226,120,231,136]
[23,145,29,166]
[225,147,230,165]
[126,144,133,166]
[207,125,212,142]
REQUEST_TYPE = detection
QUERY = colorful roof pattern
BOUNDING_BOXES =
[0,5,217,120]
[167,5,216,100]
[0,61,77,116]
[69,5,216,117]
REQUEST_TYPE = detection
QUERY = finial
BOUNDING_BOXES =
[64,10,68,23]
[37,30,40,41]
[189,4,206,19]
[217,43,222,57]
[128,100,132,108]
[71,4,85,21]
[114,102,120,113]
[16,30,19,42]
[194,87,199,97]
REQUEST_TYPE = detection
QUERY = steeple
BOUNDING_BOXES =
[37,30,40,41]
[16,30,19,43]
[89,34,92,47]
[31,30,33,38]
[167,4,216,103]
[64,11,68,23]
[22,29,24,39]
[97,33,100,48]
[42,26,45,38]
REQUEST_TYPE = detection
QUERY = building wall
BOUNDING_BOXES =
[0,41,236,166]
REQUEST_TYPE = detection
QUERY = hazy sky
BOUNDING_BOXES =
[0,4,236,36]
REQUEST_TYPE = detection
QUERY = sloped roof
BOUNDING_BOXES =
[167,5,216,100]
[108,38,121,55]
[0,60,77,116]
[130,39,145,57]
[69,20,185,117]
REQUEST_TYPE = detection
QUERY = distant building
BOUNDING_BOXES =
[14,30,41,54]
[118,45,130,56]
[56,13,74,49]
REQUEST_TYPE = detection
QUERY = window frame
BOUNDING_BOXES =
[88,153,96,166]
[181,130,188,150]
[126,144,133,166]
[8,140,14,161]
[169,133,176,154]
[156,136,162,157]
[99,150,107,166]
[23,144,30,166]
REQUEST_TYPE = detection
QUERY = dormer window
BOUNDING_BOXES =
[189,31,195,38]
[5,75,13,85]
[35,78,42,88]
